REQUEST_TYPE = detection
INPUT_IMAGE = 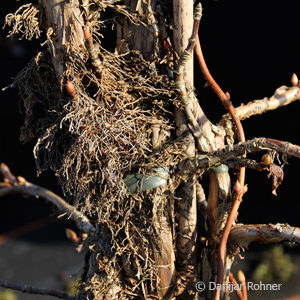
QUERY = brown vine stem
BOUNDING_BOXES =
[228,272,244,300]
[237,270,248,300]
[0,280,75,300]
[195,22,246,300]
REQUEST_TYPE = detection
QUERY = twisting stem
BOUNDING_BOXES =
[228,273,244,300]
[195,35,245,141]
[195,14,246,300]
[0,280,76,300]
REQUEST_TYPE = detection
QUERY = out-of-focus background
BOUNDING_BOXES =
[0,1,300,299]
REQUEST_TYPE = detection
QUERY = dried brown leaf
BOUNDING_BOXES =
[268,164,284,196]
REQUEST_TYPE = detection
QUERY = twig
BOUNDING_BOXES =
[0,163,18,184]
[211,137,300,160]
[0,280,76,300]
[225,158,267,171]
[177,137,300,180]
[228,272,243,300]
[194,35,245,143]
[230,223,300,248]
[195,9,247,299]
[220,85,300,124]
[0,163,96,234]
[237,270,248,300]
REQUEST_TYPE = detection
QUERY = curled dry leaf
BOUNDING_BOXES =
[268,164,284,196]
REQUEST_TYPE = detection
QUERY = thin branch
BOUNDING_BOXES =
[0,163,17,184]
[230,223,300,249]
[0,163,96,234]
[0,280,76,300]
[225,158,267,171]
[211,137,300,160]
[195,11,246,298]
[195,33,245,143]
[177,137,300,180]
[237,270,248,300]
[220,85,300,124]
[228,273,244,300]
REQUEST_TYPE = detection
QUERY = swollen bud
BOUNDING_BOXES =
[83,27,92,40]
[65,80,76,97]
[291,73,298,86]
[237,270,246,283]
[17,176,26,185]
[65,228,79,243]
[234,180,241,194]
[225,91,231,100]
[242,184,248,195]
[262,154,272,166]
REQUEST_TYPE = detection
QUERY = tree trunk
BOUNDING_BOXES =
[5,0,238,299]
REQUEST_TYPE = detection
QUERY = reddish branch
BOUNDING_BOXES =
[228,273,243,300]
[195,16,246,300]
[194,35,245,143]
[237,270,248,300]
[0,280,75,300]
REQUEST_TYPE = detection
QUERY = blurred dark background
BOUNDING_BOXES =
[0,0,299,299]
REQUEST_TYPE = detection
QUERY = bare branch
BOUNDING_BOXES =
[211,137,300,160]
[195,7,247,298]
[230,223,300,249]
[225,158,267,171]
[220,85,300,124]
[177,137,300,181]
[237,270,248,300]
[0,164,95,234]
[228,273,244,300]
[0,280,76,300]
[0,163,18,184]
